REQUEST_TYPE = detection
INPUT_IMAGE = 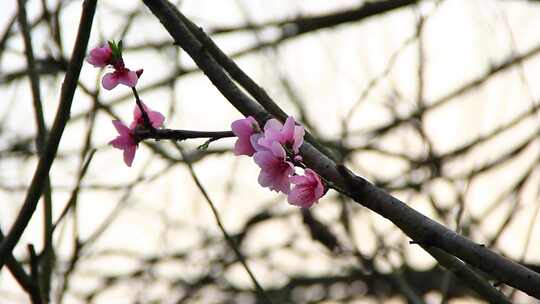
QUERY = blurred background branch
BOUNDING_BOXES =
[1,0,540,303]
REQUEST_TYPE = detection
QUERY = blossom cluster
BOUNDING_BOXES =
[87,41,325,208]
[231,116,325,208]
[87,41,165,166]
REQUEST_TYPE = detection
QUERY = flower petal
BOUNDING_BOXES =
[123,145,137,167]
[102,72,118,90]
[111,120,130,136]
[264,119,282,132]
[231,116,260,156]
[117,70,138,87]
[148,110,165,128]
[270,141,286,159]
[282,117,296,142]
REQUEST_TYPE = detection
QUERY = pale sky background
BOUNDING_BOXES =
[1,0,540,303]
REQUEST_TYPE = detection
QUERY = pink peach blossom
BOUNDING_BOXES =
[131,102,165,129]
[86,44,113,67]
[253,141,294,193]
[109,120,137,167]
[102,68,138,90]
[258,116,305,154]
[231,116,260,156]
[287,169,325,208]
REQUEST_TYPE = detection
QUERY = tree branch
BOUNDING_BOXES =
[141,0,540,299]
[134,128,234,142]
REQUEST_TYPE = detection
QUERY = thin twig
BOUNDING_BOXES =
[179,147,272,304]
[134,128,234,142]
[17,0,55,299]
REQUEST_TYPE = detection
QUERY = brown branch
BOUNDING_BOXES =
[17,0,55,299]
[134,128,234,142]
[141,0,540,299]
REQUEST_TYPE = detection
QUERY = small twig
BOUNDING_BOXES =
[131,87,153,130]
[178,146,272,304]
[0,229,41,304]
[27,244,44,303]
[17,0,55,298]
[134,128,234,142]
[51,149,96,234]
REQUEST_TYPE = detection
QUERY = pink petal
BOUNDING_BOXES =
[253,151,274,169]
[117,70,138,87]
[270,141,286,159]
[288,186,314,208]
[132,102,145,124]
[131,102,166,129]
[250,133,266,152]
[287,169,324,208]
[102,73,119,90]
[231,118,253,137]
[109,119,138,167]
[282,117,296,142]
[257,170,274,188]
[109,137,129,149]
[231,116,260,156]
[234,139,255,156]
[292,126,305,153]
[148,110,165,128]
[305,169,324,198]
[290,175,308,185]
[112,120,130,136]
[314,182,325,200]
[86,45,112,67]
[123,145,137,167]
[276,170,292,193]
[264,119,282,132]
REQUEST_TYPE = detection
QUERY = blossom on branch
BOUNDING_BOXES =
[109,120,137,167]
[287,169,325,208]
[87,41,140,90]
[231,116,260,156]
[102,68,138,90]
[230,115,326,207]
[109,103,165,167]
[131,101,165,129]
[86,44,113,67]
[253,141,294,193]
[258,116,305,154]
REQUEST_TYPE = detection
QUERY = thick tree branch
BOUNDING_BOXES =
[141,0,540,299]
